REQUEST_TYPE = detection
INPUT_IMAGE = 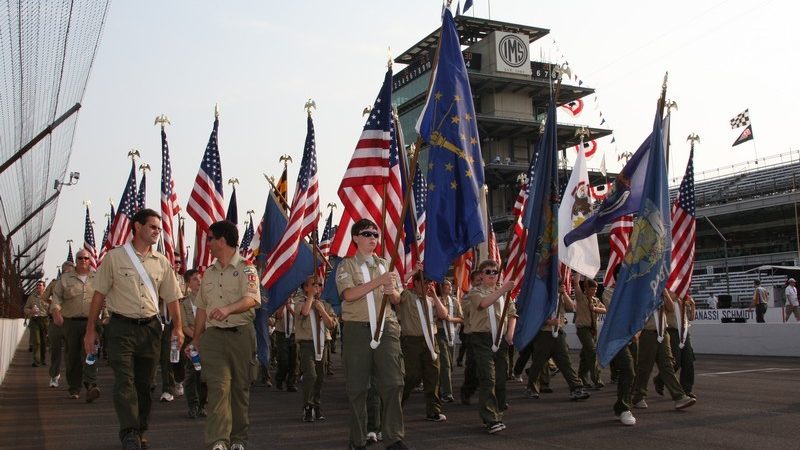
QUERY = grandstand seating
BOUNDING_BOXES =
[692,271,787,308]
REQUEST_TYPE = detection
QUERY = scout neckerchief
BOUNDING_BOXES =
[442,295,455,347]
[488,289,506,353]
[123,242,163,329]
[309,299,324,362]
[674,298,690,349]
[415,293,438,361]
[360,257,386,350]
[284,302,294,337]
[655,305,666,343]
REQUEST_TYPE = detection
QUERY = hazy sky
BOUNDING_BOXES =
[43,0,797,279]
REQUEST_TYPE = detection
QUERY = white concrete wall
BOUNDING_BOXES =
[0,319,26,384]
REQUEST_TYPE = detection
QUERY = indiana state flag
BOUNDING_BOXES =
[416,8,485,282]
[597,101,671,367]
[260,190,315,316]
[512,97,560,350]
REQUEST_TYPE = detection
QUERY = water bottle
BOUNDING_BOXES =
[170,336,180,363]
[85,341,99,365]
[188,344,202,371]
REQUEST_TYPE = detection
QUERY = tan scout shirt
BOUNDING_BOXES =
[336,253,399,324]
[196,253,260,328]
[574,288,601,329]
[541,293,571,332]
[397,290,437,337]
[274,296,297,334]
[295,297,336,341]
[24,293,49,318]
[181,292,197,330]
[51,272,96,318]
[94,246,182,319]
[466,285,517,333]
[437,294,463,328]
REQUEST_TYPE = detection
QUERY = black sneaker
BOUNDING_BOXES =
[487,422,506,434]
[313,405,326,421]
[303,405,314,422]
[425,413,447,422]
[592,382,605,390]
[121,431,141,450]
[86,385,100,403]
[188,407,199,419]
[524,388,539,399]
[541,387,554,394]
[442,394,455,403]
[569,388,590,401]
[385,441,409,450]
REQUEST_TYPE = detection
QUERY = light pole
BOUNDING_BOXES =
[703,216,730,296]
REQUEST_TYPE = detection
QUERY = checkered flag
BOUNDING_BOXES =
[730,109,750,129]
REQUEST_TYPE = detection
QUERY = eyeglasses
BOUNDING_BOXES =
[358,231,380,239]
[206,235,217,242]
[483,269,500,276]
[76,256,90,260]
[312,283,323,287]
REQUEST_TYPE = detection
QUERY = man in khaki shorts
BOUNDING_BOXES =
[193,220,260,450]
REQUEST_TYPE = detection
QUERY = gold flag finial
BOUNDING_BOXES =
[305,99,316,117]
[214,103,220,119]
[154,114,171,128]
[228,178,239,187]
[279,154,293,168]
[326,202,337,212]
[687,133,700,144]
[139,163,151,173]
[83,199,91,208]
[363,105,373,117]
[127,149,140,162]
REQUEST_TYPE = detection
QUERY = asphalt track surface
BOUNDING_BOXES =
[1,334,798,450]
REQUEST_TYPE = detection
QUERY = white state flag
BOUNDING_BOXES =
[558,143,601,277]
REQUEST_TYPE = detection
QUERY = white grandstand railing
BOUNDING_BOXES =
[670,148,800,187]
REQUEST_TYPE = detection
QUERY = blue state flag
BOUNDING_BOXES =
[416,8,485,282]
[597,103,671,367]
[320,256,343,315]
[259,190,316,316]
[512,97,560,350]
[564,132,655,247]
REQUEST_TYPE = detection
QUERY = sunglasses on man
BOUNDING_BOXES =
[483,269,500,276]
[358,231,380,239]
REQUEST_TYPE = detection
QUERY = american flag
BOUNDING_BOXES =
[487,221,501,265]
[404,160,426,272]
[319,209,334,259]
[102,162,138,255]
[187,117,225,269]
[602,214,634,287]
[666,148,696,298]
[261,115,319,288]
[560,263,572,295]
[67,242,74,264]
[453,248,474,294]
[329,69,398,266]
[98,203,114,264]
[503,178,529,299]
[240,216,255,261]
[136,170,146,211]
[226,187,239,225]
[160,126,180,266]
[83,206,98,271]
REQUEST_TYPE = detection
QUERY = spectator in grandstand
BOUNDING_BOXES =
[749,280,769,323]
[784,278,798,322]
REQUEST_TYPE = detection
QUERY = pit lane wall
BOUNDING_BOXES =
[564,307,800,358]
[0,319,26,384]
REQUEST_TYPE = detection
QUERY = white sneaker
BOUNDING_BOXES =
[49,377,58,388]
[619,410,636,426]
[366,432,378,443]
[674,395,696,410]
[174,383,184,398]
[633,399,648,409]
[160,392,174,402]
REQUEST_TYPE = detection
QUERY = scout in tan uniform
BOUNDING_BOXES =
[24,280,49,367]
[45,261,73,387]
[524,282,590,401]
[573,274,607,389]
[273,296,298,392]
[336,219,407,450]
[465,260,517,434]
[459,270,481,405]
[398,269,448,422]
[181,269,208,419]
[295,275,337,422]
[631,290,696,411]
[192,220,260,450]
[51,249,101,401]
[84,208,184,450]
[435,279,462,403]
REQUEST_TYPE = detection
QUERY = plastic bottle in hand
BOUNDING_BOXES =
[188,344,201,371]
[85,341,100,365]
[169,336,180,363]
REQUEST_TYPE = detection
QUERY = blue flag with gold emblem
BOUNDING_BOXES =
[416,8,485,282]
[597,102,671,367]
[512,96,560,350]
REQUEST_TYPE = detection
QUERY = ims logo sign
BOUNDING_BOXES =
[498,34,528,68]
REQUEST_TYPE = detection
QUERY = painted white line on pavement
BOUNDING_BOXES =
[698,367,800,376]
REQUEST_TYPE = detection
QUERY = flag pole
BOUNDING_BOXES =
[262,173,332,270]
